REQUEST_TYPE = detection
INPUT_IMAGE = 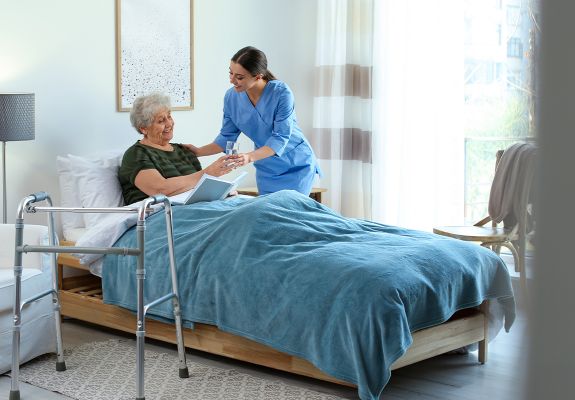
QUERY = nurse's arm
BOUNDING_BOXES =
[234,146,275,166]
[183,142,223,157]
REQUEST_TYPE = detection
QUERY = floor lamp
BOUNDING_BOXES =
[0,93,35,224]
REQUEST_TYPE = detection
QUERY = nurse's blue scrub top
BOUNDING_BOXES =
[213,80,321,195]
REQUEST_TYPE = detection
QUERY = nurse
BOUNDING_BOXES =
[188,46,321,195]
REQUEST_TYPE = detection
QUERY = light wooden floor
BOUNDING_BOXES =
[0,296,527,400]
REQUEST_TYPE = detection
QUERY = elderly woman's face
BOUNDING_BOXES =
[141,108,174,145]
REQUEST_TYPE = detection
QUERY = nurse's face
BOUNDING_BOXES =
[229,61,261,92]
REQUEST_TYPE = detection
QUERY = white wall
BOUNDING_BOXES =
[0,0,317,226]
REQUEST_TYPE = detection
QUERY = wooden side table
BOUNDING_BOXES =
[237,187,327,204]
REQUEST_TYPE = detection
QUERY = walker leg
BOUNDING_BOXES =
[48,208,67,371]
[52,293,67,371]
[136,222,146,400]
[164,204,189,378]
[10,223,24,400]
[172,298,189,378]
[136,329,145,400]
[10,302,22,400]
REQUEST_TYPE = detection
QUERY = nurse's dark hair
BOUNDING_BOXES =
[231,46,277,81]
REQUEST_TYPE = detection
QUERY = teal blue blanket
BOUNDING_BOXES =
[102,190,515,400]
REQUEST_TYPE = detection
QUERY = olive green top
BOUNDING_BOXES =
[118,142,202,205]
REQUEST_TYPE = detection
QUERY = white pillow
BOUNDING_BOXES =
[67,153,125,228]
[57,156,85,238]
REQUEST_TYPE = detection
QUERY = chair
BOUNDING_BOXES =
[0,224,59,377]
[433,142,537,295]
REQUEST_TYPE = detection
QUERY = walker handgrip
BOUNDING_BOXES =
[30,192,49,203]
[151,194,167,205]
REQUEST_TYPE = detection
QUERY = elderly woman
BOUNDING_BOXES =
[119,93,234,205]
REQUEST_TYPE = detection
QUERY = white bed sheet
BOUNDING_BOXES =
[68,195,251,277]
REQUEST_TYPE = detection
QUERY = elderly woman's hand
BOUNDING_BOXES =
[204,156,235,177]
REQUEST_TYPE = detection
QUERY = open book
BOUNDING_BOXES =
[169,171,247,205]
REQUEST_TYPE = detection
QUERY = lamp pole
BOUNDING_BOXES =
[2,141,6,223]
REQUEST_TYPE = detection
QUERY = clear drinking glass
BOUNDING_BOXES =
[226,141,240,155]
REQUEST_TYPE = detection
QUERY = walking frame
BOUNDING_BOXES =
[9,192,189,400]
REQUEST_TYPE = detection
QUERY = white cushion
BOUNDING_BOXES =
[0,225,49,272]
[0,268,42,289]
[68,153,125,228]
[0,269,56,374]
[57,155,85,237]
[0,224,56,374]
[57,150,126,237]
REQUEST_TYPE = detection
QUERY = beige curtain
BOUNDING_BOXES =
[310,0,374,219]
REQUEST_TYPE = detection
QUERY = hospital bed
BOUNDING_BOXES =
[48,151,516,400]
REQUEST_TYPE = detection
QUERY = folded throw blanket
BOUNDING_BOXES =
[488,142,537,228]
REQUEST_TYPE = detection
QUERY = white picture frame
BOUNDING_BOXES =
[116,0,194,111]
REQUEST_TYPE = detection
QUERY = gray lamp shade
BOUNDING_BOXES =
[0,93,35,142]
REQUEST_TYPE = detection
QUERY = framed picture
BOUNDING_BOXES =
[116,0,194,111]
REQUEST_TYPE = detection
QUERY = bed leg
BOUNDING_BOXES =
[478,301,489,364]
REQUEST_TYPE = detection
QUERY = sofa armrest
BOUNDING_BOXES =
[0,224,50,271]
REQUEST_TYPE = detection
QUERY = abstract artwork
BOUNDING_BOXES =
[116,0,193,111]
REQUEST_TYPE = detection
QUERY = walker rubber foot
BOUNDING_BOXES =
[56,361,67,371]
[179,367,189,378]
[9,390,20,400]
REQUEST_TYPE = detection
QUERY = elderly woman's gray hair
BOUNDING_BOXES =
[130,93,172,133]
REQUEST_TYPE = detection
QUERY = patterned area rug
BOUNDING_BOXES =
[17,339,347,400]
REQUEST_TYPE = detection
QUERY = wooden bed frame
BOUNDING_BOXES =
[57,242,489,388]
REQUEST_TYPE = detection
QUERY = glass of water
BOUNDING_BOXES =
[226,141,240,155]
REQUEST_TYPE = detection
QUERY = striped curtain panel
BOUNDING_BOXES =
[310,0,374,219]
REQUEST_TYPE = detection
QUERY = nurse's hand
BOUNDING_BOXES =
[227,153,252,168]
[204,156,235,177]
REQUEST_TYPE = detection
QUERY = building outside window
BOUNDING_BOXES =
[507,37,523,58]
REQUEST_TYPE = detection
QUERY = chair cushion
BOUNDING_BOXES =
[0,224,49,272]
[0,268,47,316]
[0,268,56,374]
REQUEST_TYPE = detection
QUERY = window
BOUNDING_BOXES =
[463,0,538,224]
[507,5,520,26]
[507,37,523,58]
